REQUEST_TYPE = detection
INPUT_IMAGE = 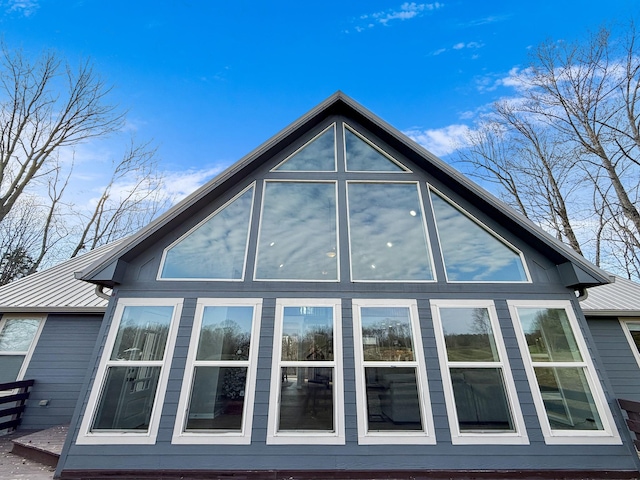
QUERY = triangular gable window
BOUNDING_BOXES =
[429,188,529,282]
[273,125,336,172]
[344,125,409,172]
[159,185,254,280]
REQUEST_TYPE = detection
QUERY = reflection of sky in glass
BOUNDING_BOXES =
[197,306,254,361]
[275,127,335,171]
[430,192,528,282]
[161,188,253,279]
[440,308,499,362]
[518,307,582,362]
[345,129,405,172]
[256,182,337,280]
[348,183,433,280]
[0,319,39,351]
[282,306,334,361]
[361,307,414,361]
[111,306,173,361]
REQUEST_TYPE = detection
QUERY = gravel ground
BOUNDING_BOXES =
[0,431,55,480]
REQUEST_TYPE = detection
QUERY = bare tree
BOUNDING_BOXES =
[0,45,166,284]
[459,23,640,279]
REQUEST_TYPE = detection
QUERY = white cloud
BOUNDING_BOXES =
[404,124,472,157]
[160,166,223,204]
[430,41,484,56]
[354,2,443,31]
[453,42,465,50]
[3,0,38,16]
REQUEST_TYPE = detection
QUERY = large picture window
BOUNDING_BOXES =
[508,300,620,444]
[0,316,45,385]
[431,300,528,444]
[173,299,262,444]
[267,299,344,444]
[352,299,435,444]
[77,298,182,445]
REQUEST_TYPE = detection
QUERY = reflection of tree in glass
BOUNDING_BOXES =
[112,323,170,361]
[0,319,39,351]
[198,320,251,361]
[444,308,497,362]
[282,325,333,362]
[362,319,413,361]
[523,309,580,362]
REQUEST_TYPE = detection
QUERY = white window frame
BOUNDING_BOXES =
[157,183,255,281]
[0,314,46,390]
[172,298,262,445]
[427,185,532,284]
[271,123,337,172]
[620,319,640,369]
[430,299,528,445]
[254,181,340,283]
[77,298,183,445]
[266,298,345,445]
[343,123,411,173]
[352,298,436,445]
[508,299,621,445]
[346,181,437,284]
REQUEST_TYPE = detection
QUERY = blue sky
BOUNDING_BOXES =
[1,0,638,202]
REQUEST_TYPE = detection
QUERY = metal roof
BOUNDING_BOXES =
[581,276,640,317]
[0,243,118,313]
[77,91,612,289]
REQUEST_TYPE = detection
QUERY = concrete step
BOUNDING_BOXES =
[10,425,68,468]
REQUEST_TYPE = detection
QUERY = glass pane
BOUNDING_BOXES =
[0,319,40,352]
[518,308,582,362]
[0,355,26,383]
[161,187,253,279]
[440,308,499,362]
[360,307,414,361]
[534,367,604,431]
[92,366,161,431]
[185,366,247,431]
[430,192,528,282]
[275,128,335,171]
[345,129,405,172]
[450,368,514,432]
[196,306,254,361]
[627,323,640,354]
[279,367,334,431]
[256,182,338,280]
[348,183,433,281]
[281,306,333,361]
[364,367,422,431]
[110,306,174,361]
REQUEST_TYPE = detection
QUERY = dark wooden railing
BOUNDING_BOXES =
[619,398,640,450]
[0,379,35,432]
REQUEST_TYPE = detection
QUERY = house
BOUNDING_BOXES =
[4,92,640,478]
[0,243,113,431]
[581,276,640,404]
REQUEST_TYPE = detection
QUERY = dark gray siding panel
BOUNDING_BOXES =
[588,317,640,402]
[20,314,102,430]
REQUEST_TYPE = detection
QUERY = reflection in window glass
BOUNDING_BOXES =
[435,306,517,435]
[91,303,177,434]
[275,126,336,171]
[356,305,426,435]
[345,128,406,172]
[160,187,253,280]
[518,308,582,363]
[430,191,528,282]
[184,305,257,433]
[256,182,338,280]
[627,322,640,354]
[534,367,603,430]
[348,183,433,281]
[92,366,161,430]
[451,368,514,432]
[512,303,608,434]
[272,303,339,436]
[110,306,173,361]
[0,318,41,383]
[440,308,498,362]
